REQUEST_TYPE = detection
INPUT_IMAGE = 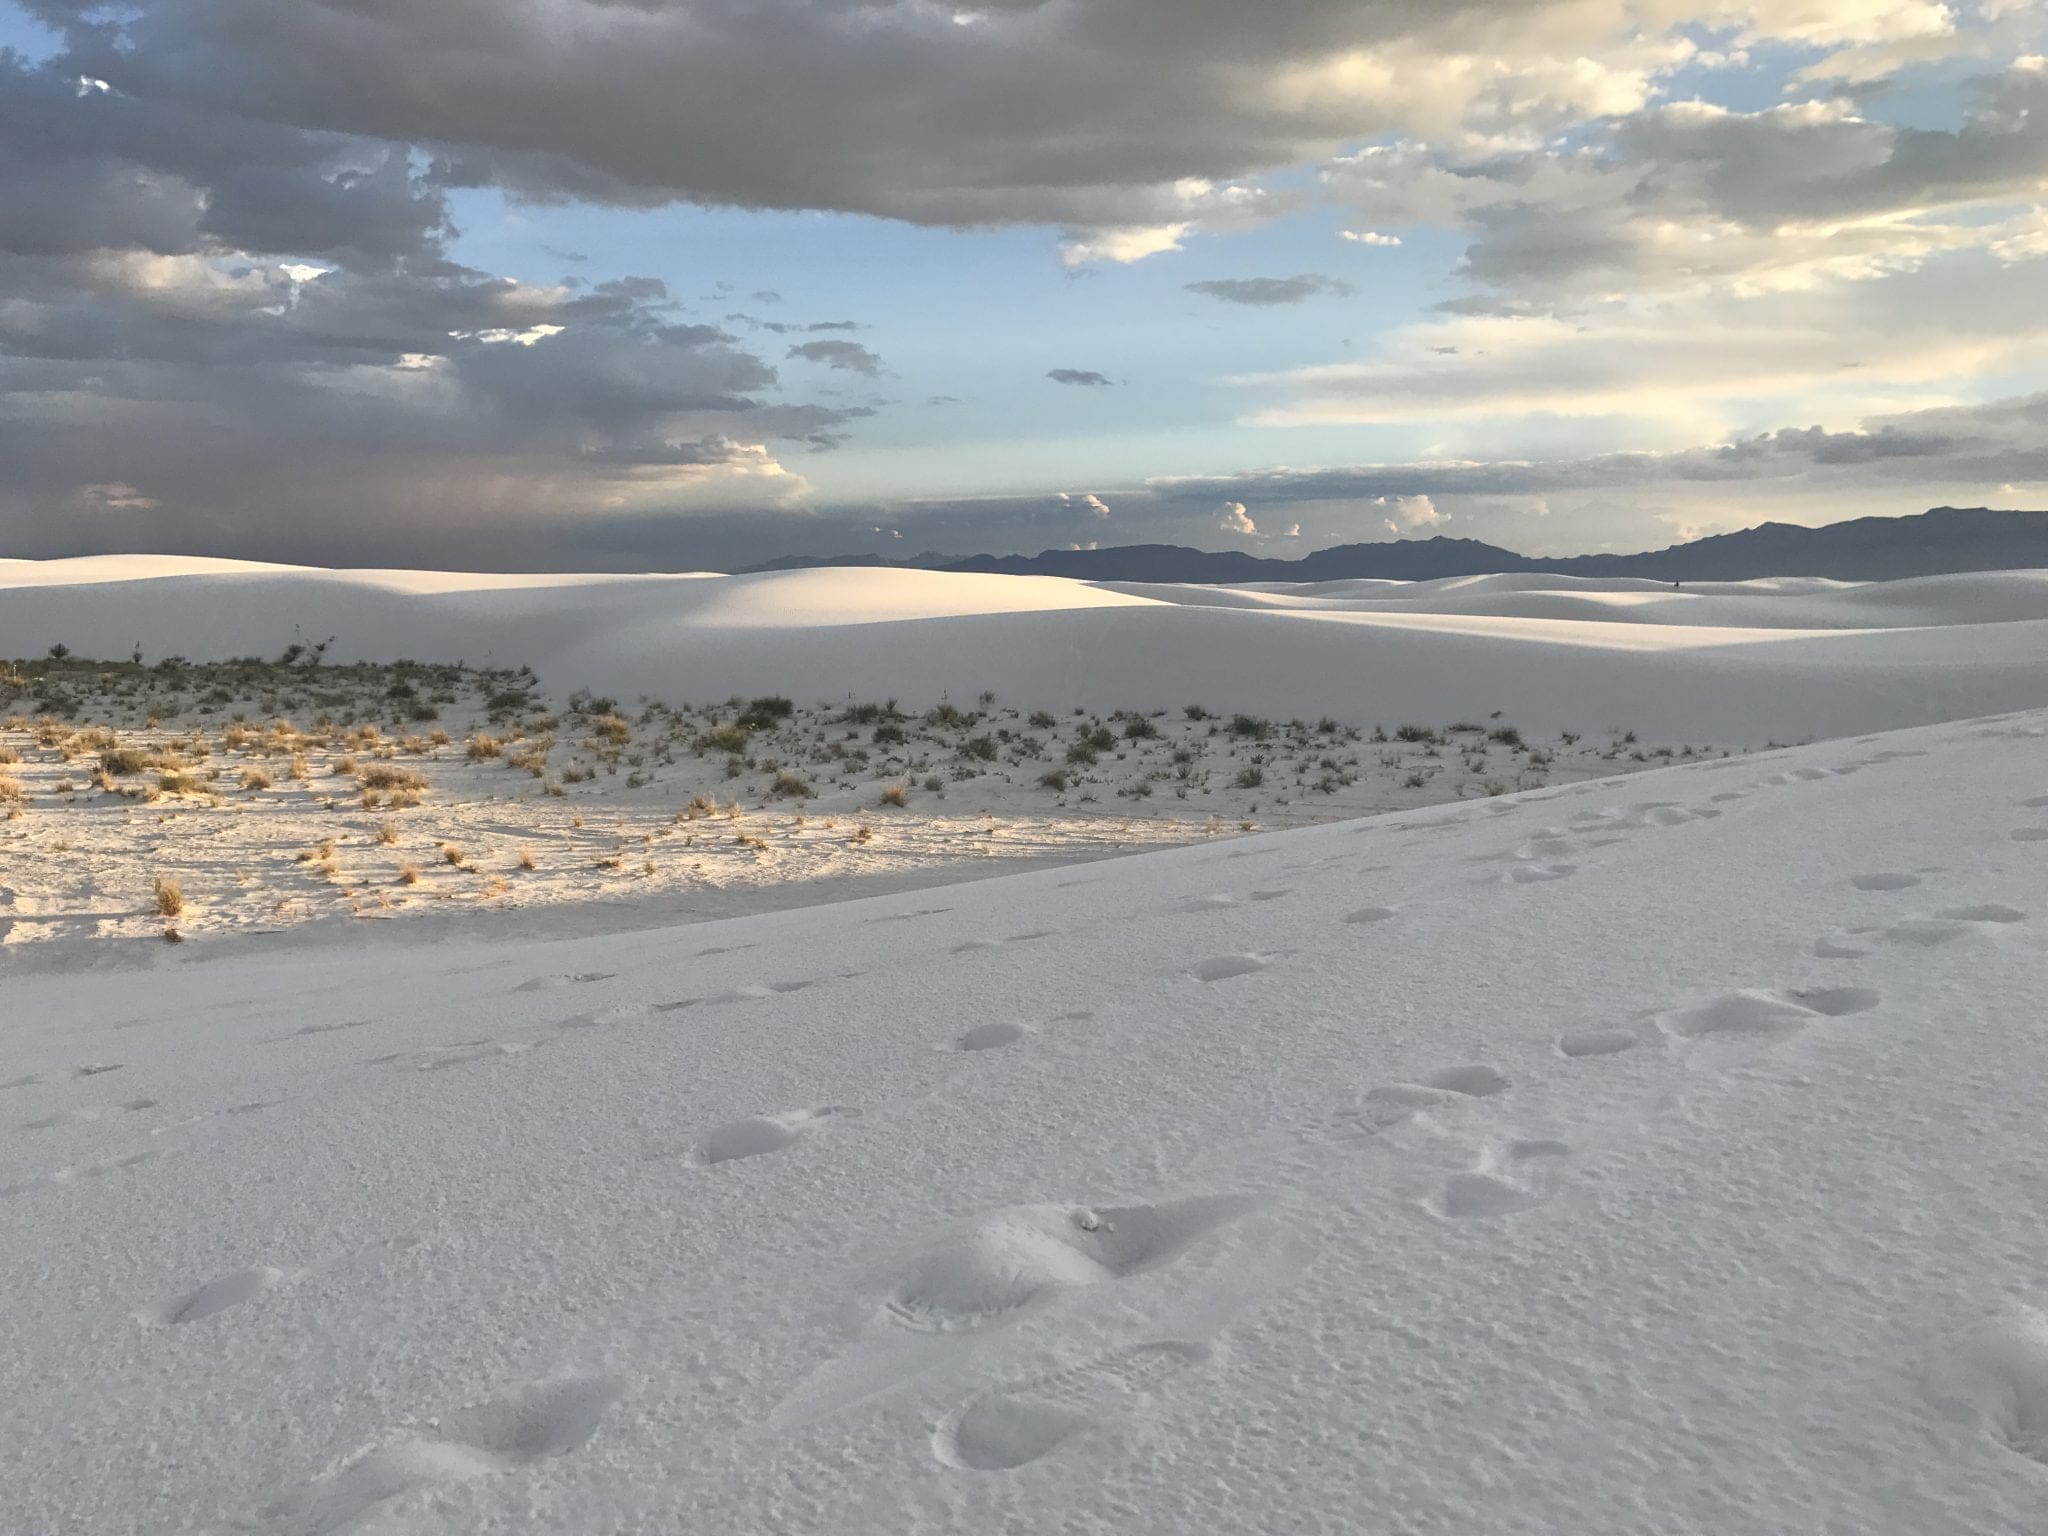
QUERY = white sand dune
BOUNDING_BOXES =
[5,557,2047,743]
[5,708,2048,1533]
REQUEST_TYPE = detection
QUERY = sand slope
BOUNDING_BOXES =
[5,558,2047,743]
[4,711,2048,1531]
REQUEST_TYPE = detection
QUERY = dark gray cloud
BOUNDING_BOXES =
[785,339,882,376]
[0,47,877,561]
[1048,368,1112,387]
[1186,274,1355,306]
[18,0,1935,236]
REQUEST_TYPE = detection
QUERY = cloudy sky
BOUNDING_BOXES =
[3,0,2045,569]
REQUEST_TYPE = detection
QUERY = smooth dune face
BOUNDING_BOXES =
[4,559,2048,744]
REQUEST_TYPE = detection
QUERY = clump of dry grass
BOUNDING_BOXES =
[239,767,272,791]
[0,745,22,765]
[397,862,421,885]
[357,764,427,793]
[879,782,909,807]
[156,770,205,796]
[440,844,465,867]
[375,819,400,845]
[466,733,503,762]
[153,875,184,917]
[99,745,153,776]
[517,847,536,870]
[0,773,24,805]
[589,714,631,746]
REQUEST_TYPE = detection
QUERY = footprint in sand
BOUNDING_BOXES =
[1360,1065,1511,1125]
[1658,986,1879,1051]
[1344,906,1397,925]
[954,1021,1031,1052]
[1190,954,1272,983]
[264,1375,624,1536]
[699,1106,858,1165]
[513,971,614,993]
[1505,863,1576,885]
[1857,906,2029,948]
[867,906,953,925]
[935,1340,1211,1470]
[147,1265,289,1326]
[1851,872,1921,892]
[1432,1139,1571,1221]
[1557,1028,1639,1058]
[1923,1308,2048,1466]
[882,1196,1251,1333]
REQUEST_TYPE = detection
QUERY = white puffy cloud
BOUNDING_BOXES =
[1376,494,1443,533]
[1219,500,1259,536]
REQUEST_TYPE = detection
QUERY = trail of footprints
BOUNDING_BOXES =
[103,760,2038,1516]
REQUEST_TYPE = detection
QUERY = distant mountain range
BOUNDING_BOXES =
[738,506,2048,584]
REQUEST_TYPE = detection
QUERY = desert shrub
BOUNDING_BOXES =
[1038,768,1070,791]
[872,723,906,747]
[590,714,631,745]
[738,696,794,730]
[1393,724,1438,744]
[357,764,427,792]
[1404,771,1428,788]
[699,723,751,754]
[1228,715,1272,740]
[1124,717,1159,740]
[1235,765,1265,789]
[397,862,420,885]
[1488,726,1524,748]
[1065,741,1098,766]
[879,782,909,807]
[466,733,503,761]
[1184,704,1211,721]
[1028,711,1058,730]
[925,703,967,729]
[153,876,184,917]
[239,767,272,790]
[961,734,997,762]
[100,746,153,775]
[770,771,813,799]
[441,844,465,866]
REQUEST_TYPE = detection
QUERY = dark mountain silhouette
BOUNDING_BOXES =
[735,506,2048,583]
